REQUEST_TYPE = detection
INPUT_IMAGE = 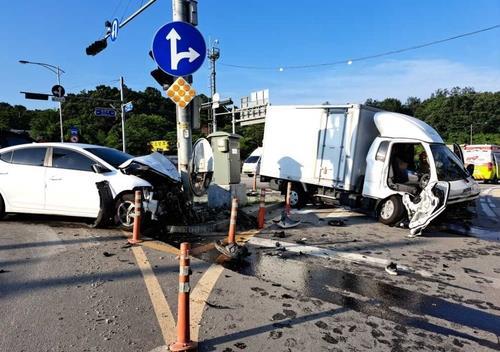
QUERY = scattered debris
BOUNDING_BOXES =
[272,231,286,238]
[214,240,248,259]
[328,219,345,227]
[275,210,301,229]
[102,252,115,257]
[205,301,233,309]
[385,262,399,276]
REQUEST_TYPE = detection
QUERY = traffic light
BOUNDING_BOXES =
[22,92,49,100]
[150,67,175,90]
[86,39,108,56]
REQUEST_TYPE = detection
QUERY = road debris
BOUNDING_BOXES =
[384,262,399,276]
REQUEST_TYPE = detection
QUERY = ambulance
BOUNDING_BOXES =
[463,145,500,183]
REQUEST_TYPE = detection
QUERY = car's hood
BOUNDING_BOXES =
[119,152,181,183]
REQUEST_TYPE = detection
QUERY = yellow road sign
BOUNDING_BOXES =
[150,140,170,152]
[166,77,196,108]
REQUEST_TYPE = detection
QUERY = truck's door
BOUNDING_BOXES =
[402,181,450,236]
[316,109,347,184]
[453,143,464,164]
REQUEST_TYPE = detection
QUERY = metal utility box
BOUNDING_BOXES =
[207,131,241,184]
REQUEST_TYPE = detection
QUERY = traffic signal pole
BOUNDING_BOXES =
[120,76,126,152]
[56,66,64,143]
[173,0,193,202]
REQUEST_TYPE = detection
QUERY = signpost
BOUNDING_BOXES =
[70,126,79,143]
[94,107,117,118]
[110,18,119,42]
[152,21,206,77]
[124,101,134,113]
[51,84,65,98]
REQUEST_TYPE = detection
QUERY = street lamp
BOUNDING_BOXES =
[19,60,65,143]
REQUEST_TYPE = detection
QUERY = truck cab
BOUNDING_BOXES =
[363,112,480,235]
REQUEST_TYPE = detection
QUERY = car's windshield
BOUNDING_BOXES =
[245,155,260,163]
[430,144,468,181]
[85,147,133,168]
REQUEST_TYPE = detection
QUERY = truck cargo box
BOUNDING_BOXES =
[260,104,379,192]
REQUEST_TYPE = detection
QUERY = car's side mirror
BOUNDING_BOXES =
[466,164,474,176]
[92,164,110,174]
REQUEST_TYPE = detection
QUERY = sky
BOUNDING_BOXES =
[0,0,499,110]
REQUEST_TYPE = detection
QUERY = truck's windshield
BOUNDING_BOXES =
[430,144,468,181]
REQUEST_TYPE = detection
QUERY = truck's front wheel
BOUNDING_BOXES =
[378,195,405,225]
[287,183,307,208]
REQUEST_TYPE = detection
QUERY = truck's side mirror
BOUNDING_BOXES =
[466,164,474,176]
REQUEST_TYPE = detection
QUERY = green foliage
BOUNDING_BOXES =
[1,86,498,156]
[365,87,499,145]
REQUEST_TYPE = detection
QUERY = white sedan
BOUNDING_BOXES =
[0,143,183,230]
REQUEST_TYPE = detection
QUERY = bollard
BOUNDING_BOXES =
[257,188,266,229]
[285,181,292,215]
[252,172,258,192]
[227,197,238,244]
[169,242,197,352]
[128,190,143,244]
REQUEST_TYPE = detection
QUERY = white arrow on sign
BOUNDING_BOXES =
[166,28,201,70]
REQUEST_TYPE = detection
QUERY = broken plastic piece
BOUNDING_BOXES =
[385,262,398,276]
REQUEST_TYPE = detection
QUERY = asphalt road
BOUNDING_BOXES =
[1,184,499,351]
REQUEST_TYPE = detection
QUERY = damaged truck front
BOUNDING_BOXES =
[260,105,480,235]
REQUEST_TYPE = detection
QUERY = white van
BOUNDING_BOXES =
[242,147,263,177]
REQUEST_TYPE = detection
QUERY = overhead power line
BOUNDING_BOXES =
[220,24,500,70]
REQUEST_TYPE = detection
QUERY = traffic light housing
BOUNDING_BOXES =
[22,92,49,100]
[150,68,175,90]
[86,39,108,56]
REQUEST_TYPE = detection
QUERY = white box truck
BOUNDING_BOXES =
[260,104,480,235]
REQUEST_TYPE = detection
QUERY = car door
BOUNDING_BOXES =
[44,147,102,217]
[0,147,48,211]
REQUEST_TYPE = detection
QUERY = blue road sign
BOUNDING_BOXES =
[70,127,79,136]
[124,101,133,113]
[94,107,116,118]
[152,21,206,77]
[110,19,119,42]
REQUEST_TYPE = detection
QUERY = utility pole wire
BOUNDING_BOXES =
[220,24,500,70]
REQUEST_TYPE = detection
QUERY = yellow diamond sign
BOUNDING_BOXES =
[166,77,196,108]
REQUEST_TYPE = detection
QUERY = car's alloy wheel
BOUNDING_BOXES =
[115,194,136,230]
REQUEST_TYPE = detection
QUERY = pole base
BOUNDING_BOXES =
[169,341,197,351]
[214,240,247,259]
[128,238,143,245]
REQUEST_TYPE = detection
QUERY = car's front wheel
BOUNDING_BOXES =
[114,193,136,231]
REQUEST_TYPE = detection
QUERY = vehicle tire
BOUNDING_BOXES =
[377,195,405,225]
[0,194,5,220]
[247,173,254,178]
[288,183,307,208]
[114,193,136,231]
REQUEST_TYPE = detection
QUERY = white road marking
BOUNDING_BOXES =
[131,246,176,344]
[247,236,432,277]
[190,264,224,341]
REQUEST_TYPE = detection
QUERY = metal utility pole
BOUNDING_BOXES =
[173,0,193,201]
[119,76,126,152]
[208,41,220,132]
[231,105,236,134]
[19,60,65,142]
